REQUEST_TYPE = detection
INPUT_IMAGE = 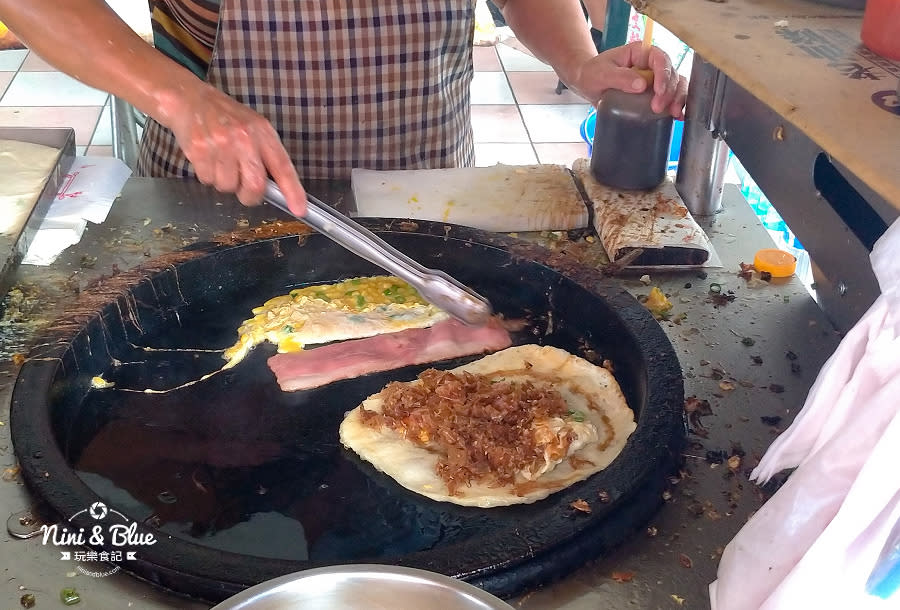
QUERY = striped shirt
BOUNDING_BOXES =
[148,0,220,79]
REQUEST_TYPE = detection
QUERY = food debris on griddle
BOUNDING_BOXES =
[684,396,713,438]
[611,571,635,583]
[707,283,737,307]
[570,499,591,513]
[641,286,673,320]
[705,449,727,465]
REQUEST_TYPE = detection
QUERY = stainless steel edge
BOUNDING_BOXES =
[210,565,516,610]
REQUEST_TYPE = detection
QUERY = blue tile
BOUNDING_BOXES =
[91,102,113,146]
[520,104,593,143]
[470,72,514,105]
[0,49,28,71]
[0,71,109,107]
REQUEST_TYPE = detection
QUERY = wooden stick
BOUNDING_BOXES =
[642,17,655,51]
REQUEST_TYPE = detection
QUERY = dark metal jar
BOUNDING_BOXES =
[590,89,673,191]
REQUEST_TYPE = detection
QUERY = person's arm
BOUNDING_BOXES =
[0,0,306,213]
[494,0,686,118]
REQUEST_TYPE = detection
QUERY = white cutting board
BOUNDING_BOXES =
[351,164,589,233]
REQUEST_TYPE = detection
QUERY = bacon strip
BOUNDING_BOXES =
[267,318,512,392]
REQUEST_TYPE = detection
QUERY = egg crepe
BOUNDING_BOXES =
[340,344,637,507]
[223,276,449,369]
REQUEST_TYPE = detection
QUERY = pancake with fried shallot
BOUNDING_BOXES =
[339,344,636,507]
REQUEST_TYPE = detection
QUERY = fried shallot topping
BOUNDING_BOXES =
[360,368,571,494]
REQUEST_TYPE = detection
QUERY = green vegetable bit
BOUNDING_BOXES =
[282,325,294,334]
[567,410,586,422]
[356,294,366,308]
[313,291,330,302]
[351,278,361,285]
[393,296,406,304]
[20,593,36,609]
[60,588,81,605]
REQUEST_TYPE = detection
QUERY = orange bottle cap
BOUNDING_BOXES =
[754,248,797,278]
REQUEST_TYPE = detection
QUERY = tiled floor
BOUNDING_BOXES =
[0,47,112,156]
[471,44,591,166]
[0,40,592,167]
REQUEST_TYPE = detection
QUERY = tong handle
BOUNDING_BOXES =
[263,181,493,325]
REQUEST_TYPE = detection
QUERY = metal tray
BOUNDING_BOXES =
[211,565,515,610]
[0,126,76,302]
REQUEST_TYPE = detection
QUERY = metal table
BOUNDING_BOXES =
[646,0,900,333]
[0,178,841,608]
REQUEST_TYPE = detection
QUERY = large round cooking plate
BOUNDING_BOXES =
[11,220,684,603]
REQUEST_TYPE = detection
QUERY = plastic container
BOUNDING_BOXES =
[862,0,900,60]
[754,248,797,278]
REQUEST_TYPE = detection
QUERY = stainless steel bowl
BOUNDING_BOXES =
[211,565,516,610]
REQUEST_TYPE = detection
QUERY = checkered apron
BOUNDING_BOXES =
[137,0,476,180]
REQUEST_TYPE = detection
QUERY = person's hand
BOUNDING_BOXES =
[158,81,307,215]
[569,41,688,119]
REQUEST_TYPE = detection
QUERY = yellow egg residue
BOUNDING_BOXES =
[286,276,427,311]
[90,376,115,389]
[222,276,444,369]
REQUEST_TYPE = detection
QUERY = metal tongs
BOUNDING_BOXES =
[263,180,493,326]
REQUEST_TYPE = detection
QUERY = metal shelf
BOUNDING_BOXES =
[646,0,900,330]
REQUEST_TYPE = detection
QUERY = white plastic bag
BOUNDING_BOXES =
[709,217,900,609]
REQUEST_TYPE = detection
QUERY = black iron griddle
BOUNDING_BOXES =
[10,219,684,603]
